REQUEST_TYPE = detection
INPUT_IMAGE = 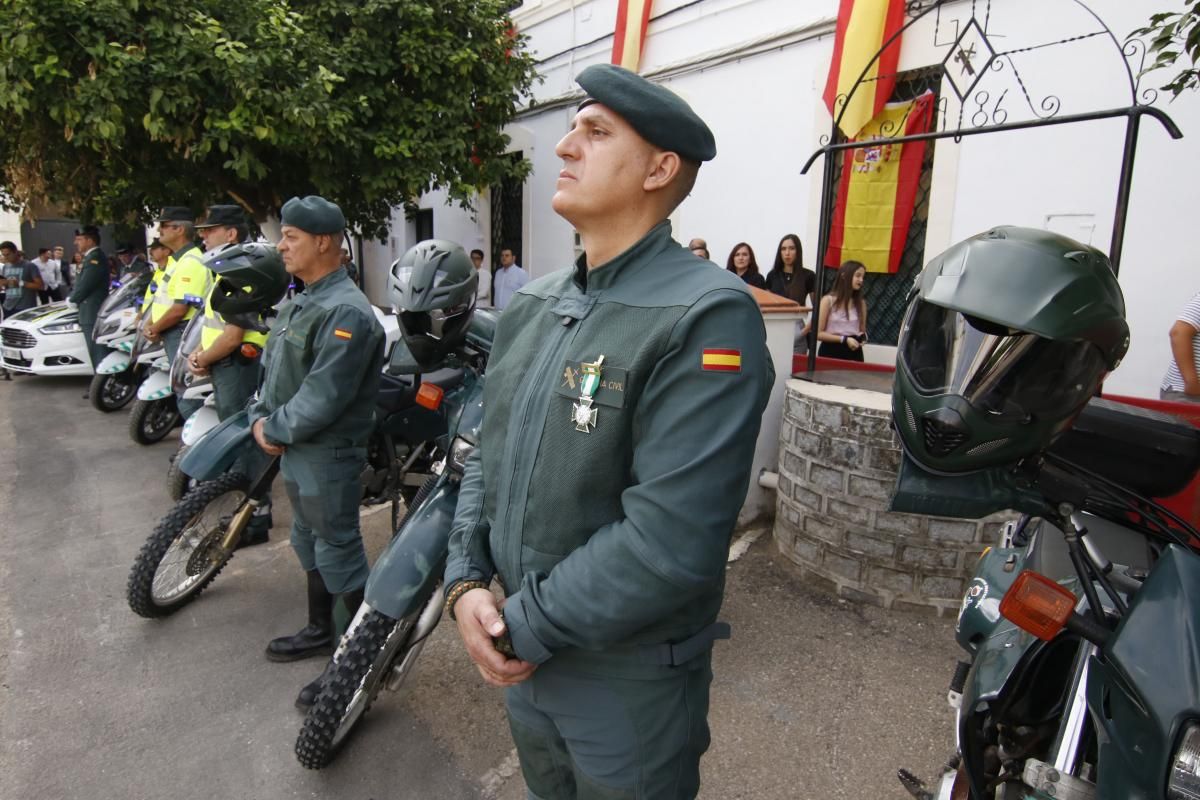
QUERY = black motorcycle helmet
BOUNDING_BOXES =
[893,226,1129,475]
[389,239,478,370]
[204,242,288,322]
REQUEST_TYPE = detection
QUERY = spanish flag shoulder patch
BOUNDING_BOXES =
[701,348,741,372]
[333,328,353,340]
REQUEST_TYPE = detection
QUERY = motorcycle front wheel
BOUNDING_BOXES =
[294,604,429,769]
[89,370,137,412]
[128,397,180,445]
[126,472,249,618]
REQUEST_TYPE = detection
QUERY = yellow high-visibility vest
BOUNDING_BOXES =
[199,283,268,351]
[149,244,211,324]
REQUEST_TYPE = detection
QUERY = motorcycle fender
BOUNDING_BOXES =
[137,369,172,401]
[181,404,221,447]
[365,479,457,620]
[97,351,131,375]
[178,411,254,481]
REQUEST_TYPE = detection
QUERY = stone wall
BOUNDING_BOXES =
[774,379,1008,616]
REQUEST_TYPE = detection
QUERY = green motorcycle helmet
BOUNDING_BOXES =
[205,241,288,319]
[389,239,478,370]
[893,226,1129,475]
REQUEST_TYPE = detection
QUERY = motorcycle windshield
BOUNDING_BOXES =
[97,272,152,319]
[899,299,1108,422]
[169,313,207,396]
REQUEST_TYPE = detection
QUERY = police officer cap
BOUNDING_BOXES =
[156,206,194,223]
[576,63,716,162]
[196,204,245,229]
[75,224,102,240]
[280,195,346,235]
[148,238,169,251]
[116,243,134,255]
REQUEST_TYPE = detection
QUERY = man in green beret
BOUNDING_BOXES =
[444,63,773,798]
[65,226,107,398]
[247,195,385,708]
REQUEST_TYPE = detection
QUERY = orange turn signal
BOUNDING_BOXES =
[240,343,262,360]
[999,570,1077,641]
[415,382,444,410]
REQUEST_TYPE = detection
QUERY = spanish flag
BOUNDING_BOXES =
[702,349,742,372]
[612,0,653,72]
[822,0,907,138]
[824,92,934,274]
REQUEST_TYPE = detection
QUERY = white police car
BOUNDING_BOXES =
[1,302,93,376]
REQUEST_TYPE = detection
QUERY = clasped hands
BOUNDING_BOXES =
[453,588,536,688]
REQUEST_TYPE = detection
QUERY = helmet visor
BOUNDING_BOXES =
[900,300,1108,421]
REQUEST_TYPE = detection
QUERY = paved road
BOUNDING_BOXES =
[0,374,962,800]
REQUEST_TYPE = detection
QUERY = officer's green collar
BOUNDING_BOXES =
[574,220,673,293]
[304,265,349,295]
[173,242,199,259]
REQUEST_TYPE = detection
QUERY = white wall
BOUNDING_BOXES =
[405,0,1199,398]
[0,209,21,248]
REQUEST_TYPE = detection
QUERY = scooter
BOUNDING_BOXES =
[162,313,218,500]
[294,309,494,769]
[88,271,154,412]
[896,397,1200,800]
[126,326,181,445]
[122,313,490,620]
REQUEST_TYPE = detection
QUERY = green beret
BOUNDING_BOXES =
[280,195,346,235]
[576,63,716,162]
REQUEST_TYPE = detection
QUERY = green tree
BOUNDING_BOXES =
[1133,0,1200,98]
[0,0,538,238]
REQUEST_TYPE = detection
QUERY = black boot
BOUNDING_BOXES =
[295,587,364,710]
[266,571,334,662]
[237,505,273,549]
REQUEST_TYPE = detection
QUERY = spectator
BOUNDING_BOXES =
[50,245,68,290]
[765,233,817,352]
[340,247,359,284]
[688,236,707,253]
[1,241,44,316]
[470,248,491,307]
[491,246,528,310]
[815,260,868,362]
[69,251,83,285]
[33,247,63,302]
[1161,290,1200,402]
[725,242,766,289]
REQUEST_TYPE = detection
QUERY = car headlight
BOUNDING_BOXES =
[448,436,476,473]
[39,321,81,335]
[1169,722,1200,799]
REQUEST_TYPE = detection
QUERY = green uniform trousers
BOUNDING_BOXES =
[281,447,368,594]
[505,658,713,800]
[210,357,259,421]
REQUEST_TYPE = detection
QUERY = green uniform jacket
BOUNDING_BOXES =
[247,268,384,452]
[445,221,773,677]
[68,248,108,329]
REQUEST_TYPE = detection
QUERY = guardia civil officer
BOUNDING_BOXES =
[67,225,109,398]
[247,196,385,708]
[444,64,773,798]
[189,205,275,544]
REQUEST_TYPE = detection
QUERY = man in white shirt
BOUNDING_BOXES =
[33,248,62,303]
[470,249,492,307]
[491,246,529,310]
[1162,291,1200,403]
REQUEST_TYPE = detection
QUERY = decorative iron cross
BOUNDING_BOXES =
[954,43,977,76]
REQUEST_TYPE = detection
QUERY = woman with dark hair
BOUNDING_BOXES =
[725,242,766,289]
[764,234,815,307]
[816,260,868,362]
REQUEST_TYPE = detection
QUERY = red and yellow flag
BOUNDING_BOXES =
[822,0,907,138]
[824,92,934,274]
[612,0,653,72]
[702,349,742,372]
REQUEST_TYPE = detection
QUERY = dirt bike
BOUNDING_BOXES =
[896,397,1200,800]
[122,326,478,619]
[293,313,494,769]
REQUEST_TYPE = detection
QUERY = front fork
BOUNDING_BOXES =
[332,585,446,691]
[218,456,281,553]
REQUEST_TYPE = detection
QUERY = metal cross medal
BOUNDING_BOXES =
[572,355,604,433]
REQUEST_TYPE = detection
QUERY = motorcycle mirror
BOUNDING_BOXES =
[416,382,444,411]
[999,570,1076,641]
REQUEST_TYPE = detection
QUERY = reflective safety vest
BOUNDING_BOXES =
[199,284,269,352]
[141,266,167,314]
[150,243,211,324]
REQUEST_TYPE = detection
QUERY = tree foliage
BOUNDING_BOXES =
[1133,0,1200,99]
[0,0,538,238]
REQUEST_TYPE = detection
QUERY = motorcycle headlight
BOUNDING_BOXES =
[1169,722,1200,800]
[40,321,81,335]
[448,436,476,474]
